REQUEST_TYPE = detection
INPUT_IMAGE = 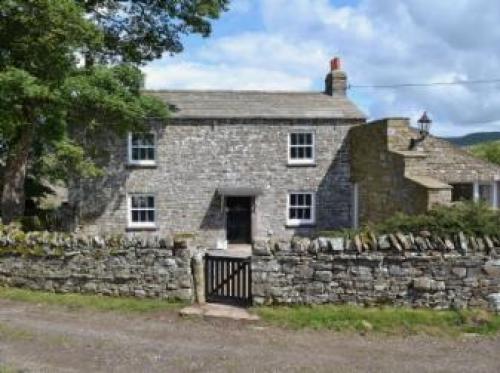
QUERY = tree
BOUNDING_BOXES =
[1,0,228,224]
[0,0,167,223]
[470,141,500,166]
[78,0,229,64]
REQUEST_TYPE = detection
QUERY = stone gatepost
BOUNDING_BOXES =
[191,252,205,305]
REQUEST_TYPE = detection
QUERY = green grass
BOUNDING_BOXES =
[0,287,184,313]
[0,365,22,373]
[257,305,500,336]
[0,322,34,341]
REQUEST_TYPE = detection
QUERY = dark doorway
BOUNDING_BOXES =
[226,196,252,243]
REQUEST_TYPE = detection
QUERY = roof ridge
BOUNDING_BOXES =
[144,89,329,95]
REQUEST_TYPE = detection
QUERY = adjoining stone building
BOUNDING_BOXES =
[350,118,500,226]
[70,58,500,247]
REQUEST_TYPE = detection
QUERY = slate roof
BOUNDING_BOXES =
[145,90,365,120]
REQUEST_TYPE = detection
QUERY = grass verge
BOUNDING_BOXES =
[257,305,500,336]
[0,287,184,313]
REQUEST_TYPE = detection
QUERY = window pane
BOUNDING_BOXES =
[131,197,138,208]
[147,210,155,222]
[296,134,302,145]
[290,194,297,206]
[305,147,312,159]
[305,133,312,145]
[147,148,155,160]
[131,134,139,146]
[298,194,304,205]
[139,210,146,222]
[132,210,139,222]
[305,194,312,206]
[139,148,146,160]
[289,209,296,219]
[298,147,304,158]
[132,148,139,160]
[291,147,297,159]
[497,182,500,208]
[304,209,311,219]
[290,133,297,145]
[451,183,473,202]
[144,134,154,146]
[297,209,304,219]
[147,196,154,208]
[479,184,492,203]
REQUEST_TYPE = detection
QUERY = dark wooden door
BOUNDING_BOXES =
[226,197,252,243]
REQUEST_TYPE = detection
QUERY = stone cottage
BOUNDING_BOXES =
[70,58,500,248]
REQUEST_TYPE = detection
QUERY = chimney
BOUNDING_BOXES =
[325,57,347,96]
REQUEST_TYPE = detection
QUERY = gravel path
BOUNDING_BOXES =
[0,299,499,372]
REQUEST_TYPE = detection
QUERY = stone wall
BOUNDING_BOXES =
[0,230,193,300]
[71,118,360,247]
[252,233,500,311]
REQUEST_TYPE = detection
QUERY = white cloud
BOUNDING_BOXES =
[142,61,312,90]
[143,0,500,136]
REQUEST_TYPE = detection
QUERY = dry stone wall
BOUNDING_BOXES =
[0,230,193,301]
[252,233,500,312]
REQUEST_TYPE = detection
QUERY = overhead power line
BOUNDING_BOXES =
[349,78,500,89]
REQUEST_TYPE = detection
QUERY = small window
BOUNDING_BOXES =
[287,192,315,226]
[128,133,155,165]
[451,183,473,202]
[479,183,492,204]
[288,131,315,165]
[128,194,156,228]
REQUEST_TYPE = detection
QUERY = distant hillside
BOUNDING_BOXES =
[443,132,500,146]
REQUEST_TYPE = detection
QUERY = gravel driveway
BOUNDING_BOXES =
[0,299,499,372]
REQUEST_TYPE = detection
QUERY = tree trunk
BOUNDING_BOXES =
[1,127,33,224]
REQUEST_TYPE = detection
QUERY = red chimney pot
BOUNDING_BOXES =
[331,57,341,71]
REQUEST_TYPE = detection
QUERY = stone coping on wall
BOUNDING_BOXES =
[0,224,195,254]
[253,231,500,257]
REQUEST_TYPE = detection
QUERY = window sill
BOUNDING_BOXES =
[287,162,316,168]
[126,162,157,169]
[126,225,158,231]
[285,223,316,228]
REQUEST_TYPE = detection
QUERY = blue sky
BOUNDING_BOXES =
[142,0,500,137]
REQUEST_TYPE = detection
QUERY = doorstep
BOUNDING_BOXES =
[207,244,252,258]
[180,303,260,321]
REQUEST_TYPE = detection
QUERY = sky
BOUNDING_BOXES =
[142,0,500,137]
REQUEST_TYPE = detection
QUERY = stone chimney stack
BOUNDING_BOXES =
[325,57,347,96]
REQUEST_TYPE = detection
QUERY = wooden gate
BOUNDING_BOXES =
[204,255,252,307]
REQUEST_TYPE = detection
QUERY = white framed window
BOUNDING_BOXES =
[128,194,156,228]
[478,183,493,204]
[287,192,315,226]
[128,132,156,165]
[288,131,315,165]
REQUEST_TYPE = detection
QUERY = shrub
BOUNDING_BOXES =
[376,201,500,236]
[318,201,500,237]
[470,141,500,166]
